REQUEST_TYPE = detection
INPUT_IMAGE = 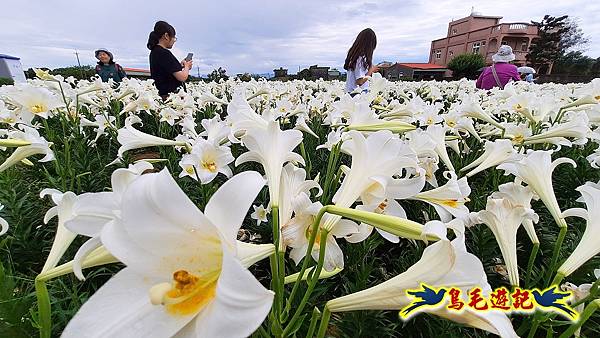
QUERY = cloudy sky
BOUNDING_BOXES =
[1,0,599,75]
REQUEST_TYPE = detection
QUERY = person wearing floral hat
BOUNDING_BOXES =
[475,45,520,90]
[94,48,127,83]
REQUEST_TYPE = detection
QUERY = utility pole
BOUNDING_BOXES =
[74,50,84,79]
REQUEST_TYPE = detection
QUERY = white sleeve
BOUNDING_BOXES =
[355,57,368,79]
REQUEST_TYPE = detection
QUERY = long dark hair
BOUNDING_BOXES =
[147,21,176,50]
[344,28,377,71]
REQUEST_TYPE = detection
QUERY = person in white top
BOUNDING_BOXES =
[344,28,379,94]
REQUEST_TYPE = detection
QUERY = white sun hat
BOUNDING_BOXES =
[94,48,114,60]
[492,45,515,63]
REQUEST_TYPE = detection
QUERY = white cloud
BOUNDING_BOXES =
[0,0,598,74]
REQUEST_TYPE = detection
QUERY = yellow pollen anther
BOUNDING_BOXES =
[440,199,459,208]
[160,270,218,316]
[202,161,217,173]
[31,104,45,114]
[512,135,525,144]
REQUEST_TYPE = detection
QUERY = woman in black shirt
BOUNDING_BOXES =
[147,21,193,98]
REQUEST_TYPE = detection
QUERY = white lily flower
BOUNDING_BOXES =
[278,163,322,234]
[0,126,54,172]
[63,169,273,338]
[178,138,234,184]
[491,182,540,244]
[459,96,504,130]
[326,220,518,338]
[476,198,537,286]
[558,181,600,277]
[281,194,358,270]
[10,85,63,121]
[316,129,343,151]
[345,200,407,243]
[414,172,470,222]
[461,139,518,177]
[406,129,440,186]
[159,107,179,126]
[199,115,230,146]
[250,204,270,226]
[524,112,591,146]
[294,114,318,137]
[116,124,187,158]
[425,124,455,172]
[323,130,417,232]
[39,189,79,273]
[561,281,593,338]
[226,91,269,136]
[498,150,575,228]
[80,114,116,144]
[235,121,304,207]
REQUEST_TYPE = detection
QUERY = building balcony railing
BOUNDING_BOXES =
[489,23,537,37]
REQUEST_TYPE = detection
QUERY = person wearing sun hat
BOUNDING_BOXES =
[94,48,127,83]
[475,45,520,90]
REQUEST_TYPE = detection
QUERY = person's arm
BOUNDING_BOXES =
[356,65,379,86]
[354,57,377,86]
[162,49,190,82]
[119,66,127,79]
[510,66,521,81]
[475,71,483,89]
[173,60,192,82]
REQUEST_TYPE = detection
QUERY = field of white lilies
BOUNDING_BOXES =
[1,71,600,337]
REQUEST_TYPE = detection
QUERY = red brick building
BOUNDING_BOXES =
[429,12,539,67]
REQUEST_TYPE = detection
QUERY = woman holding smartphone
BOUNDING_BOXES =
[147,21,193,98]
[343,28,379,94]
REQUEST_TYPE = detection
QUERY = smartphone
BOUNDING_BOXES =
[185,53,193,61]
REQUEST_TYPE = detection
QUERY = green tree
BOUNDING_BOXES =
[0,78,14,86]
[50,65,96,80]
[207,67,229,82]
[527,15,589,74]
[552,51,596,75]
[447,53,485,80]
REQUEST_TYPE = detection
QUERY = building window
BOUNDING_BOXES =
[435,50,441,59]
[521,41,528,51]
[452,28,457,35]
[449,51,454,57]
[501,41,508,45]
[481,41,486,46]
[472,42,481,54]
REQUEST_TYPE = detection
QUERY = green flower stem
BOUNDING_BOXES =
[270,206,285,330]
[34,278,51,338]
[527,315,541,338]
[316,305,331,338]
[525,242,540,288]
[545,225,567,286]
[282,229,329,337]
[299,141,312,178]
[269,255,283,337]
[305,307,322,338]
[570,278,600,309]
[321,144,341,205]
[283,206,329,317]
[558,300,600,338]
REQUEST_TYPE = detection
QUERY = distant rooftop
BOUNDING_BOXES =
[397,63,447,70]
